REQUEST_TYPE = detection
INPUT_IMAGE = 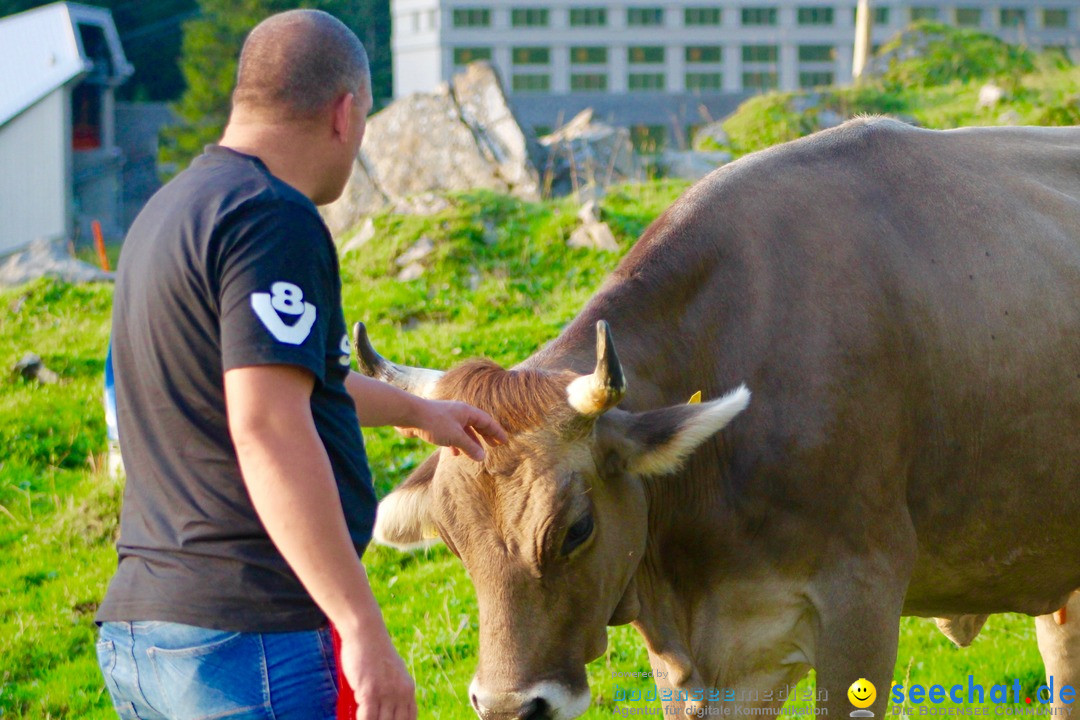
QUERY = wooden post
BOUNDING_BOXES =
[853,0,873,82]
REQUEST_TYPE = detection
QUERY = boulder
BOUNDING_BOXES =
[691,120,729,151]
[340,217,377,256]
[0,236,113,287]
[539,109,636,198]
[12,352,59,384]
[655,149,730,181]
[321,62,541,236]
[452,62,543,196]
[568,221,619,252]
[396,236,435,267]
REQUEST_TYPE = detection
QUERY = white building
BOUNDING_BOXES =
[0,2,132,256]
[391,0,1078,140]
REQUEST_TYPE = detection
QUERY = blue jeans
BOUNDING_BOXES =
[96,621,338,720]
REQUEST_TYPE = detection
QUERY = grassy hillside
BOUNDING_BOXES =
[709,22,1080,158]
[0,180,1055,717]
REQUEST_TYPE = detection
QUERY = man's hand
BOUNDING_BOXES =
[339,619,416,720]
[394,399,507,461]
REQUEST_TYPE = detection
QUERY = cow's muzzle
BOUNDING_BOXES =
[468,678,590,720]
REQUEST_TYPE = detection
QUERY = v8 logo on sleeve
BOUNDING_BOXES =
[250,282,317,345]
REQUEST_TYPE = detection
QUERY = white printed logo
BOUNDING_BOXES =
[250,282,317,345]
[338,333,351,366]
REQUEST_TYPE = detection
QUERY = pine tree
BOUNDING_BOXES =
[159,0,391,176]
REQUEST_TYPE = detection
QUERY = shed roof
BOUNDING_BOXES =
[0,2,132,128]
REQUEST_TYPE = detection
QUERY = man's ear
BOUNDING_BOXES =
[603,385,750,477]
[331,92,355,142]
[373,452,441,550]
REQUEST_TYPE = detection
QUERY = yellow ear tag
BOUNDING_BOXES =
[688,391,702,404]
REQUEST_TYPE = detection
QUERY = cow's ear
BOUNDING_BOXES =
[373,452,441,550]
[619,385,750,477]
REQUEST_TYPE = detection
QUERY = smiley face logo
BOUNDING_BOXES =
[848,678,877,709]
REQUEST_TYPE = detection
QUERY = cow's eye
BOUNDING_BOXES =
[561,513,594,556]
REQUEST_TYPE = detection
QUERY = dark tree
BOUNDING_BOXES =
[159,0,392,175]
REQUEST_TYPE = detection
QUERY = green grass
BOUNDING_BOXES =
[0,183,1060,717]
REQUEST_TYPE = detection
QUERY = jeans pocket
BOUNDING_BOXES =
[96,639,141,720]
[146,627,270,720]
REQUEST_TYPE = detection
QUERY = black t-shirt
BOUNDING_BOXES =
[96,145,377,632]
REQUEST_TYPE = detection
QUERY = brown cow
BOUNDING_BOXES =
[358,117,1080,720]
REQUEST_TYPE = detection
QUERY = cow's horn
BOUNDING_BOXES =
[352,322,444,399]
[566,320,626,416]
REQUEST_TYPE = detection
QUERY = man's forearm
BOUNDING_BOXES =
[345,370,425,427]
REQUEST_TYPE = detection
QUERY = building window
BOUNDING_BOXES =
[1044,9,1069,28]
[453,8,491,27]
[570,8,607,26]
[631,125,666,152]
[628,7,664,26]
[686,72,723,91]
[955,8,982,26]
[454,47,492,65]
[628,72,665,90]
[910,7,938,21]
[685,7,722,25]
[1000,8,1026,27]
[686,46,723,63]
[629,46,665,64]
[571,73,608,90]
[798,45,834,62]
[742,45,779,63]
[873,7,890,24]
[799,71,834,88]
[511,8,549,27]
[798,7,834,25]
[512,74,550,91]
[742,71,779,91]
[741,7,778,25]
[512,47,551,65]
[571,46,607,64]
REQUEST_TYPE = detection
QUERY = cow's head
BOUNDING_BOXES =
[355,321,749,720]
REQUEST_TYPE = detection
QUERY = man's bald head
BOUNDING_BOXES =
[233,9,369,121]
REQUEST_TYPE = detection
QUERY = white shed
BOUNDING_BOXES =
[0,2,132,257]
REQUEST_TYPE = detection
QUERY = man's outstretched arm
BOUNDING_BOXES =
[344,370,507,460]
[225,363,415,720]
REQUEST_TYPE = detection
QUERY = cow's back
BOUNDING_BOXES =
[544,118,1080,616]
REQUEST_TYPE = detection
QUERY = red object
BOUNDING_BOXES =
[332,625,358,719]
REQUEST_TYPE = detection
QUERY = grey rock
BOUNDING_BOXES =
[568,221,619,252]
[452,62,543,197]
[540,109,637,197]
[0,236,113,287]
[577,200,602,225]
[397,262,426,282]
[691,120,729,151]
[655,150,730,181]
[322,62,541,236]
[13,352,59,384]
[396,236,435,267]
[340,217,377,256]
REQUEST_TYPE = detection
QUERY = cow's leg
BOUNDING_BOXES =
[810,561,909,719]
[1036,591,1080,715]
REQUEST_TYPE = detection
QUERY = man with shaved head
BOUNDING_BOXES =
[96,10,505,719]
